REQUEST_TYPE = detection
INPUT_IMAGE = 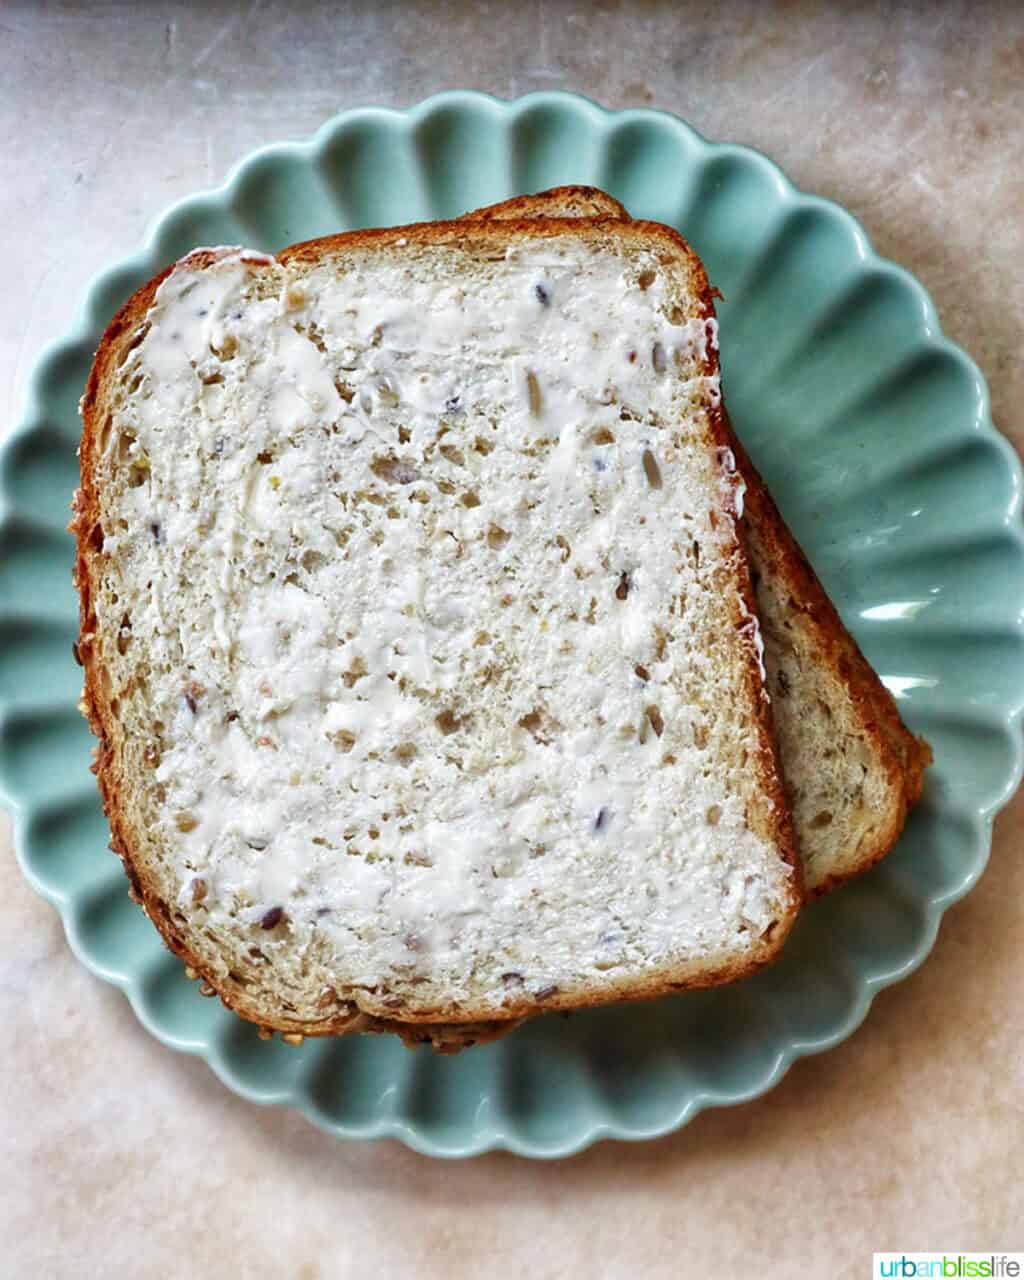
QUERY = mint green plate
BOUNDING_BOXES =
[3,92,1023,1158]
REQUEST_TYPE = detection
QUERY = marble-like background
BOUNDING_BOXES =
[2,2,1021,1275]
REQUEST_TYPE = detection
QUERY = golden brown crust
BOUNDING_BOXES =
[465,185,630,222]
[75,219,801,1047]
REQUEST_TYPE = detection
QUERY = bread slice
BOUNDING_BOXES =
[74,218,802,1043]
[473,188,930,895]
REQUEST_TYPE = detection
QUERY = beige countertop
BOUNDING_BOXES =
[3,2,1022,1275]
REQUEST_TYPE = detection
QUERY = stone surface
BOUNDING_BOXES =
[2,1,1022,1275]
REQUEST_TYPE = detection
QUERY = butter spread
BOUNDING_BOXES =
[100,239,790,1006]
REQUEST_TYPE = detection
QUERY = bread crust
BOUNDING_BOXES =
[75,220,801,1045]
[466,185,631,222]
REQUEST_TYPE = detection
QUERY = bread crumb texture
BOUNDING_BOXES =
[83,232,794,1024]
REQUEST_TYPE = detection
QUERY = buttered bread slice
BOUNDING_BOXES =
[75,219,800,1039]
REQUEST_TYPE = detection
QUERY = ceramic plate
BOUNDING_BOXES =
[3,92,1022,1158]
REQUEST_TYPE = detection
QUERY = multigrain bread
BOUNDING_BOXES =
[473,188,930,894]
[74,217,802,1044]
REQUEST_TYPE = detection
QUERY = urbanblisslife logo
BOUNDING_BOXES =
[874,1257,1023,1278]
